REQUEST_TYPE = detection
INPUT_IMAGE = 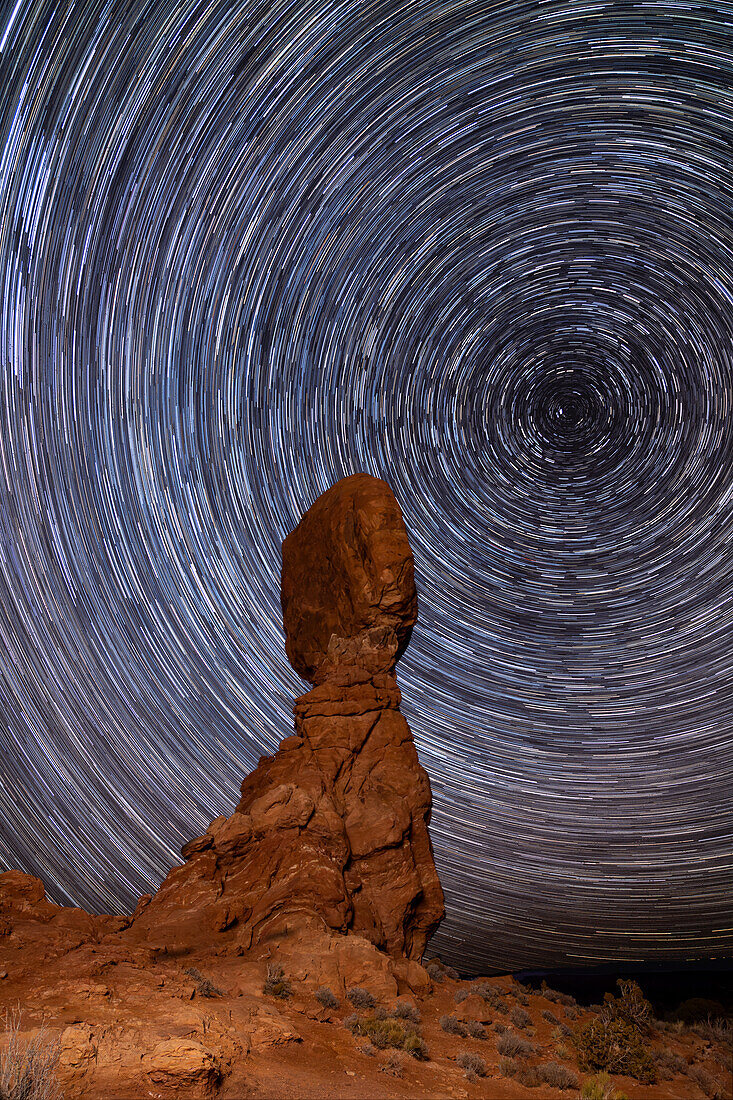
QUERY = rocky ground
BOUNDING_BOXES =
[1,870,730,1099]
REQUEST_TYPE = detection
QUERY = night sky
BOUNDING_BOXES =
[1,0,732,974]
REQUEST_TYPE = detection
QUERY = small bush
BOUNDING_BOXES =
[315,986,339,1010]
[464,1020,486,1039]
[263,963,291,999]
[346,987,375,1010]
[493,1021,507,1034]
[471,981,508,1013]
[380,1051,404,1076]
[425,962,444,983]
[510,1006,532,1029]
[457,1051,486,1078]
[600,979,652,1031]
[0,1010,63,1100]
[347,1013,426,1059]
[184,966,224,997]
[404,1033,428,1060]
[537,1061,579,1090]
[541,980,576,1006]
[496,1030,534,1058]
[554,1042,570,1059]
[454,987,469,1004]
[499,1055,518,1077]
[693,1017,733,1048]
[542,1008,559,1025]
[689,1065,729,1099]
[575,1015,656,1083]
[440,1014,466,1037]
[514,1065,543,1088]
[581,1072,629,1100]
[654,1048,688,1077]
[356,1039,375,1056]
[393,1001,421,1024]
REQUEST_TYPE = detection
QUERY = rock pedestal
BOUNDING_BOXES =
[131,474,444,960]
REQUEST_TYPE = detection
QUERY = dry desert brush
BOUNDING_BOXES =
[0,1008,63,1100]
[263,962,292,999]
[346,986,376,1010]
[456,1051,486,1081]
[315,986,340,1010]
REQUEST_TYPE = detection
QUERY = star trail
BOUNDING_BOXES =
[0,0,732,973]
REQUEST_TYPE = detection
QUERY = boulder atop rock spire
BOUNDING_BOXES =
[281,473,418,683]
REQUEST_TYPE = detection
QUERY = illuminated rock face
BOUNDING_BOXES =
[132,474,444,960]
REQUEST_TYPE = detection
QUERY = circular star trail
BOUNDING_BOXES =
[0,0,732,973]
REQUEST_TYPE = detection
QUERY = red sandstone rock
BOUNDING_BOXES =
[281,473,418,683]
[131,475,444,961]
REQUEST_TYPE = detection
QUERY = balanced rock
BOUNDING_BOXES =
[131,474,444,961]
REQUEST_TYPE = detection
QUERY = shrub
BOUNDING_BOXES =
[499,1056,518,1077]
[393,1001,421,1024]
[537,1061,579,1090]
[510,1006,532,1029]
[356,1039,375,1056]
[464,1020,486,1039]
[565,1005,580,1019]
[454,988,469,1004]
[347,1014,426,1059]
[457,1051,486,1079]
[346,987,375,1010]
[403,1033,428,1060]
[676,998,726,1024]
[440,1014,466,1037]
[425,962,444,983]
[184,966,224,998]
[263,963,292,999]
[493,1022,507,1034]
[542,1008,559,1025]
[600,979,652,1031]
[575,1015,656,1083]
[554,1042,570,1059]
[581,1072,629,1100]
[693,1017,733,1048]
[379,1051,404,1076]
[496,1030,534,1058]
[689,1065,729,1099]
[654,1048,688,1077]
[514,1065,542,1088]
[471,981,508,1013]
[0,1009,63,1100]
[315,986,339,1010]
[541,980,576,1006]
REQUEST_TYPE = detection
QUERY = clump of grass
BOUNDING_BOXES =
[537,1061,579,1090]
[510,1006,532,1029]
[464,1020,486,1039]
[693,1017,733,1048]
[346,986,375,1010]
[554,1042,570,1059]
[393,1001,421,1024]
[580,1072,629,1100]
[565,1004,580,1019]
[440,1014,467,1037]
[184,966,224,998]
[315,986,339,1010]
[493,1021,507,1034]
[456,1051,486,1081]
[356,1039,375,1056]
[542,1008,560,1025]
[454,988,470,1004]
[344,1013,360,1032]
[403,1033,428,1060]
[496,1030,534,1058]
[263,963,291,999]
[0,1008,63,1100]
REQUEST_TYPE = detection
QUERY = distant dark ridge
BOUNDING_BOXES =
[513,959,733,1014]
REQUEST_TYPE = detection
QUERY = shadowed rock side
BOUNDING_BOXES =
[131,474,444,960]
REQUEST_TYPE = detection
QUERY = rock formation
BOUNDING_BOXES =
[131,473,444,960]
